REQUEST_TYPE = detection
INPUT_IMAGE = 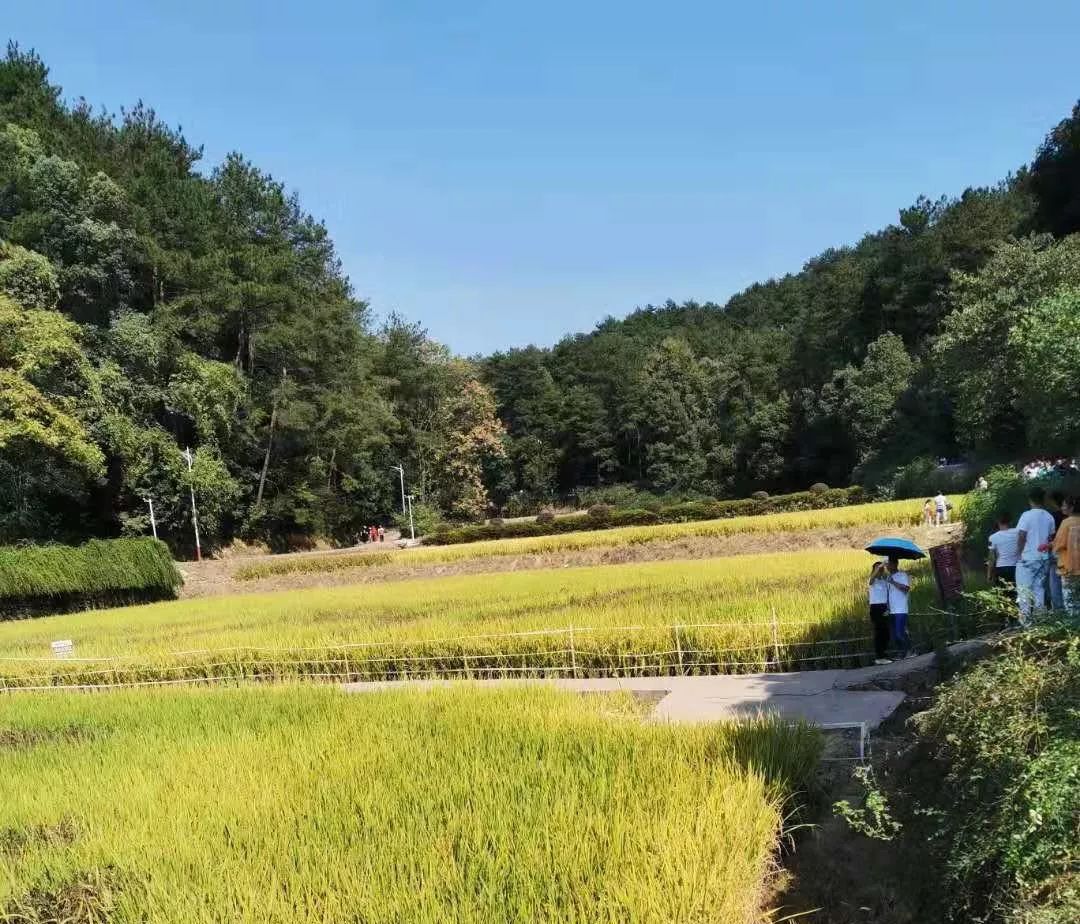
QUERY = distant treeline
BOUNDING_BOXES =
[428,487,865,545]
[2,43,1080,554]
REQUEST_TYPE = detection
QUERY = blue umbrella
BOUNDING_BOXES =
[865,536,927,560]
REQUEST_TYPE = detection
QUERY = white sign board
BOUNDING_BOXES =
[50,639,74,659]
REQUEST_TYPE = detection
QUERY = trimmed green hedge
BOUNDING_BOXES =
[0,538,182,618]
[428,487,866,546]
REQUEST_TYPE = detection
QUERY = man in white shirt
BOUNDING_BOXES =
[886,557,913,658]
[986,512,1019,604]
[1015,487,1057,626]
[934,492,948,526]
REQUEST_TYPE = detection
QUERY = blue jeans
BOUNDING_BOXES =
[892,611,911,655]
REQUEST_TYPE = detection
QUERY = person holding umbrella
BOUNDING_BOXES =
[868,558,892,665]
[865,537,925,661]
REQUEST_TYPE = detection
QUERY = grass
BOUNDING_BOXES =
[0,549,979,688]
[235,497,954,582]
[0,539,180,616]
[0,685,822,923]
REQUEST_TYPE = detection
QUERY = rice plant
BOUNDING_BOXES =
[0,539,181,618]
[0,549,976,687]
[0,685,822,923]
[236,496,955,582]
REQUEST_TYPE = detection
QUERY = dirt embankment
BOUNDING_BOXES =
[176,524,962,598]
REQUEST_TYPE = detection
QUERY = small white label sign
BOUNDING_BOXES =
[51,639,74,659]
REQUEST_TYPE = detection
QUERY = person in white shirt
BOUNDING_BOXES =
[986,512,1019,605]
[885,557,912,658]
[1015,487,1057,626]
[868,559,891,664]
[934,492,948,526]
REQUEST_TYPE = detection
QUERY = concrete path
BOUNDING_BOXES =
[342,640,994,729]
[343,670,906,729]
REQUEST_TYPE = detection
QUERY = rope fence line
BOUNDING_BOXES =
[0,611,976,663]
[0,608,1004,694]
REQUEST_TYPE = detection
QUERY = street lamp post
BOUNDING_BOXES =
[182,447,202,562]
[146,496,158,540]
[406,493,416,542]
[391,464,406,517]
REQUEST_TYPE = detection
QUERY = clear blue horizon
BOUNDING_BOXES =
[6,1,1080,354]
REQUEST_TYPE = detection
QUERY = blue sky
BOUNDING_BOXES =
[6,1,1080,354]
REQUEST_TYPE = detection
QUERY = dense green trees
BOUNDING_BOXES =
[2,42,1080,551]
[485,118,1080,506]
[0,45,504,551]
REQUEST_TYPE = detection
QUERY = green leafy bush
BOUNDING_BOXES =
[0,538,181,618]
[962,465,1080,554]
[912,628,1079,923]
[427,487,866,546]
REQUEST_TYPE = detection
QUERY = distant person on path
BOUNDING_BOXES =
[1015,487,1057,626]
[1051,495,1080,619]
[1048,491,1067,610]
[986,512,1019,604]
[886,557,912,658]
[378,525,386,542]
[977,475,989,491]
[933,492,948,526]
[868,559,892,665]
[922,499,935,527]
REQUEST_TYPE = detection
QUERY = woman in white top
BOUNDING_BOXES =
[986,512,1019,605]
[868,559,891,664]
[886,557,912,658]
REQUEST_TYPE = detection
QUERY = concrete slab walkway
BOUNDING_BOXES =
[342,640,995,728]
[343,670,906,729]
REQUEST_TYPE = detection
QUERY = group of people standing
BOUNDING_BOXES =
[867,557,912,665]
[922,492,953,527]
[986,486,1080,624]
[361,525,386,544]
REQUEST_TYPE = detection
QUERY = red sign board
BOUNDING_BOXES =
[930,542,964,603]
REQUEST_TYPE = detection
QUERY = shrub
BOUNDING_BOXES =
[751,490,770,501]
[587,504,614,521]
[427,487,868,546]
[810,482,829,494]
[535,509,556,524]
[961,464,1080,554]
[577,485,667,512]
[488,517,505,528]
[394,501,444,538]
[911,629,1079,922]
[0,538,181,618]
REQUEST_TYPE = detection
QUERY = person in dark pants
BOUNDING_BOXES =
[868,558,891,665]
[886,556,913,658]
[987,512,1019,605]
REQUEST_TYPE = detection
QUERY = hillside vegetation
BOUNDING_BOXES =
[2,44,1080,554]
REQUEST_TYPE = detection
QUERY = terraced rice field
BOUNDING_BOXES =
[0,549,974,688]
[234,497,948,582]
[0,686,821,923]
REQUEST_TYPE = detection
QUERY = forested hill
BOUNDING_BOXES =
[2,44,1080,553]
[484,114,1080,503]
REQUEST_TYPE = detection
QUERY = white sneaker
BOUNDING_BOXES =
[874,658,893,666]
